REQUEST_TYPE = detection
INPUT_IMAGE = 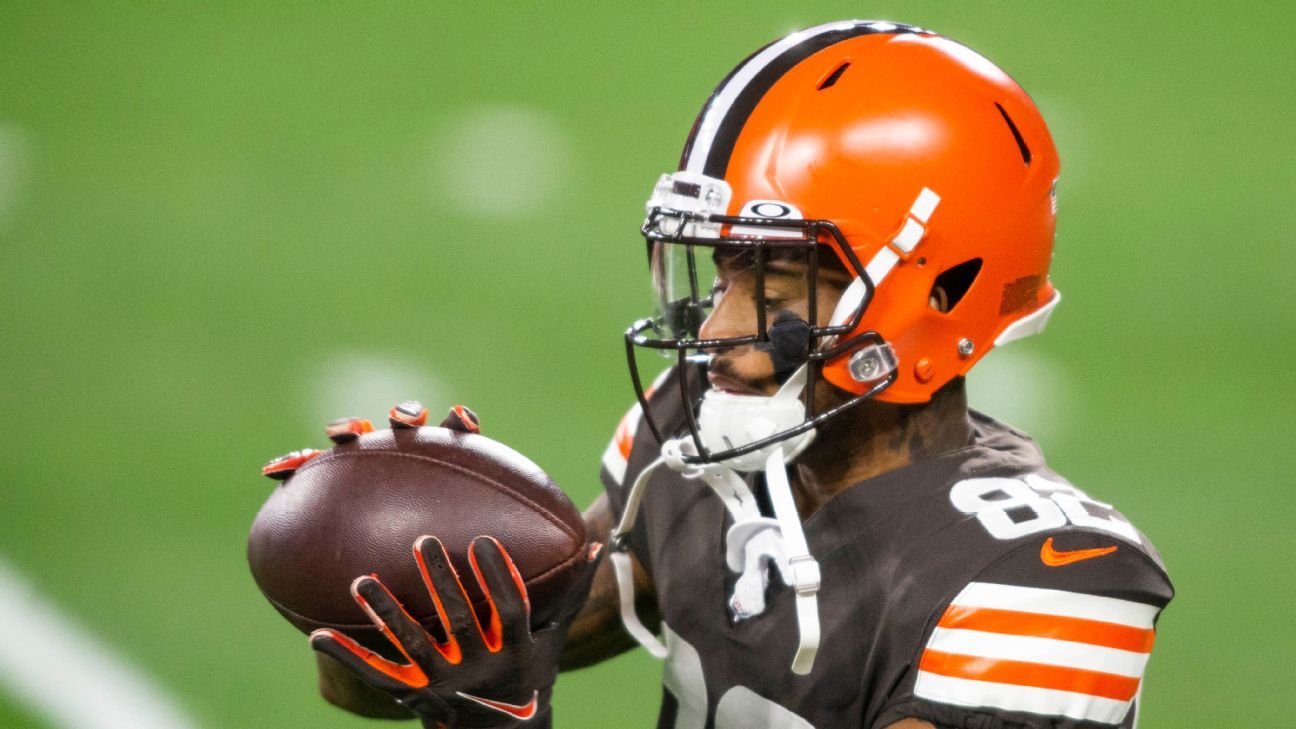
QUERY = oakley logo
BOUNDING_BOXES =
[740,200,802,219]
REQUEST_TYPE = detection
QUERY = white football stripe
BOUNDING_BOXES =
[927,627,1150,677]
[0,557,202,729]
[953,582,1159,629]
[684,21,858,174]
[915,670,1132,725]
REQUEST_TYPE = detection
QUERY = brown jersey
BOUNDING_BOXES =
[600,367,1173,729]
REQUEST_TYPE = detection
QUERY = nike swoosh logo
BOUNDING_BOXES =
[1040,537,1117,567]
[456,689,539,720]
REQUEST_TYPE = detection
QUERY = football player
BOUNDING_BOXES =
[314,20,1173,729]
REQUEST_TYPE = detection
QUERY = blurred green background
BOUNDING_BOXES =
[0,2,1291,727]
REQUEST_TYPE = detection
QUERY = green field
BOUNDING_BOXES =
[1,3,1292,727]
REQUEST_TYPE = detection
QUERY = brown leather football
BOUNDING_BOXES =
[247,425,589,654]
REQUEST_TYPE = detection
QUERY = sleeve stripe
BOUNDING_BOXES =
[601,437,629,486]
[601,403,643,486]
[914,581,1162,724]
[938,605,1156,654]
[600,399,644,487]
[919,650,1140,701]
[926,627,1150,677]
[952,582,1159,628]
[913,671,1132,725]
[601,369,670,488]
[614,414,637,460]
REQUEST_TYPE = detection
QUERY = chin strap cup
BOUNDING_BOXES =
[695,365,816,471]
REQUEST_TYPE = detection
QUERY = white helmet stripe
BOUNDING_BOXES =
[681,21,923,178]
[684,21,856,175]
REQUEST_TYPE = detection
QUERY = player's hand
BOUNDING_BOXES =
[310,535,598,729]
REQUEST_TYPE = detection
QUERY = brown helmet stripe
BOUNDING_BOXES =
[679,21,923,179]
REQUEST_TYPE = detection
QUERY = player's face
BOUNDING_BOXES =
[699,246,852,397]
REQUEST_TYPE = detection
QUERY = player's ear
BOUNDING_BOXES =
[929,284,950,313]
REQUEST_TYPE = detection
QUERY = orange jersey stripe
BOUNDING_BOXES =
[614,416,635,460]
[612,378,660,462]
[920,650,1141,701]
[938,605,1155,654]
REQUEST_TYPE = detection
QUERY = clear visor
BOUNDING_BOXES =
[647,239,830,348]
[649,241,718,341]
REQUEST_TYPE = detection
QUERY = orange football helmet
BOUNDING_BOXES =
[626,20,1061,463]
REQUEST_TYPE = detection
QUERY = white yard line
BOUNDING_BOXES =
[0,556,202,729]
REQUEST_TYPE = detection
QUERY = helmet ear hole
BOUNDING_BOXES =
[930,258,983,313]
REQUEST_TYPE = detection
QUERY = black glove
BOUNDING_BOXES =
[310,535,597,728]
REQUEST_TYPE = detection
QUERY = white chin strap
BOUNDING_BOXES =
[609,366,822,675]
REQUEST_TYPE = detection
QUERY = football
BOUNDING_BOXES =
[247,420,590,655]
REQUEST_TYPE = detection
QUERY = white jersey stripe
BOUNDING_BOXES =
[601,402,642,487]
[926,627,1150,677]
[953,582,1159,629]
[915,670,1132,725]
[603,368,671,487]
[601,436,628,485]
[683,21,858,174]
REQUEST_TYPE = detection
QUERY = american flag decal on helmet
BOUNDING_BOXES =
[915,582,1159,725]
